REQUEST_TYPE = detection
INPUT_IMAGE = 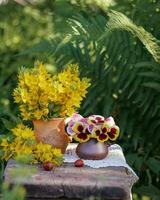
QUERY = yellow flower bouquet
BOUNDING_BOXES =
[0,124,63,166]
[13,62,90,154]
[0,62,90,167]
[13,63,90,120]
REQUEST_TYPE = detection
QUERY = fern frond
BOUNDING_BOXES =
[107,10,160,63]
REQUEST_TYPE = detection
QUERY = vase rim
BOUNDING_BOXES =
[33,118,64,122]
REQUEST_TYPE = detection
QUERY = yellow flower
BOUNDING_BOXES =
[91,126,101,138]
[73,132,90,143]
[34,142,63,165]
[13,63,90,120]
[0,138,12,161]
[33,109,44,120]
[0,124,64,165]
[1,138,9,147]
[107,125,120,141]
[11,124,35,140]
[97,133,109,143]
[72,122,85,133]
[101,123,110,134]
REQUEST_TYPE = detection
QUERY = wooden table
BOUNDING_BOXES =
[4,145,137,200]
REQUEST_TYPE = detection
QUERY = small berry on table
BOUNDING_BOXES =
[43,162,55,171]
[74,159,84,167]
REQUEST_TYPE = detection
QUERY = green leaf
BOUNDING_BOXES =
[135,185,160,199]
[1,118,16,130]
[142,82,160,92]
[146,158,160,174]
[139,71,160,80]
[126,153,138,166]
[134,156,144,171]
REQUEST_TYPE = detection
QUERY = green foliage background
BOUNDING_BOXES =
[0,0,160,199]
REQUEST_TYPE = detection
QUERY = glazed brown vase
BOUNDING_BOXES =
[76,138,108,160]
[33,118,70,154]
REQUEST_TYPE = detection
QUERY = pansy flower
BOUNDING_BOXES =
[105,116,115,127]
[66,125,75,136]
[87,118,97,125]
[87,123,94,134]
[65,113,83,124]
[88,115,104,124]
[91,124,109,142]
[92,126,102,137]
[101,123,109,134]
[84,127,91,135]
[107,125,120,141]
[97,133,109,142]
[73,132,90,143]
[71,113,83,121]
[72,121,85,134]
[66,113,120,143]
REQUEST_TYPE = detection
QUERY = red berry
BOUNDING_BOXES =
[43,162,54,171]
[74,159,84,167]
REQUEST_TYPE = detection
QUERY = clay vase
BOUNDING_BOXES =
[33,118,70,154]
[76,138,108,160]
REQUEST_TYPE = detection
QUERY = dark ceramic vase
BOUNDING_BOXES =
[76,139,108,160]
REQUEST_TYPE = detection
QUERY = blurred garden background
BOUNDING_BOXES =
[0,0,160,199]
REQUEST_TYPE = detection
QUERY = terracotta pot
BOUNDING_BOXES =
[33,118,70,154]
[76,138,108,160]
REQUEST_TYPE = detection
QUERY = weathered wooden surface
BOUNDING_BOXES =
[4,143,137,200]
[4,158,134,200]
